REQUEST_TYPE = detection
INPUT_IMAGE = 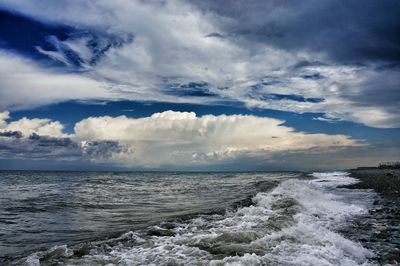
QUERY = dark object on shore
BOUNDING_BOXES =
[346,169,400,197]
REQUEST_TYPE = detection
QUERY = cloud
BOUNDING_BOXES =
[0,113,131,162]
[0,111,66,137]
[0,130,23,138]
[241,65,400,128]
[0,110,363,168]
[81,140,134,163]
[0,132,81,160]
[0,0,398,128]
[192,0,400,64]
[0,51,110,110]
[74,110,362,167]
[0,111,79,159]
[0,111,9,127]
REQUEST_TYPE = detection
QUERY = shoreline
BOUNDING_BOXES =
[347,169,400,198]
[343,169,400,265]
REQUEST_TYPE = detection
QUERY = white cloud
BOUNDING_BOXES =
[0,111,9,128]
[0,0,398,128]
[0,0,310,105]
[0,51,110,110]
[241,65,400,128]
[0,111,66,137]
[4,118,66,138]
[74,110,362,167]
[5,110,398,170]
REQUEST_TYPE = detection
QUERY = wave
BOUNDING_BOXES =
[21,172,377,266]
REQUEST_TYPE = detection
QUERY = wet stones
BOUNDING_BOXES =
[147,227,176,237]
[71,243,92,257]
[384,253,400,265]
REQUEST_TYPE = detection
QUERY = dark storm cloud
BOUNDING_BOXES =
[343,68,400,109]
[191,0,400,128]
[0,132,131,161]
[28,133,78,148]
[0,130,22,138]
[0,133,81,159]
[82,140,134,160]
[193,0,400,65]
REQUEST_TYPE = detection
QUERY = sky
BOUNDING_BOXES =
[0,0,399,171]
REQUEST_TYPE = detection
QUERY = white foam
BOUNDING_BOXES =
[22,245,73,266]
[311,171,361,188]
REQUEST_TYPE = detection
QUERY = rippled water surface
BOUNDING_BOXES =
[0,171,381,265]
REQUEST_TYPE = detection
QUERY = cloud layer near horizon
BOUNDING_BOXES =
[0,111,361,168]
[0,0,399,128]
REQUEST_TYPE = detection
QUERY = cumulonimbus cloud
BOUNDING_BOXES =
[73,110,363,167]
[0,110,362,167]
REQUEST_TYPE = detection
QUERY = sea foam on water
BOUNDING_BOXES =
[22,172,378,266]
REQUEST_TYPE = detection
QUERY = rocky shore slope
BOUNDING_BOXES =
[343,169,400,265]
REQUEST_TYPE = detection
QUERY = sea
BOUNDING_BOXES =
[0,171,387,265]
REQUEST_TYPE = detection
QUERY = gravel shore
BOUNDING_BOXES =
[346,169,400,198]
[342,168,400,265]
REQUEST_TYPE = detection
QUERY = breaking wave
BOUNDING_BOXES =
[20,172,378,266]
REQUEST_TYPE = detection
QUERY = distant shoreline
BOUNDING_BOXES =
[346,168,400,197]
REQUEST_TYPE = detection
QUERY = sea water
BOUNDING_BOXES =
[0,171,380,265]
